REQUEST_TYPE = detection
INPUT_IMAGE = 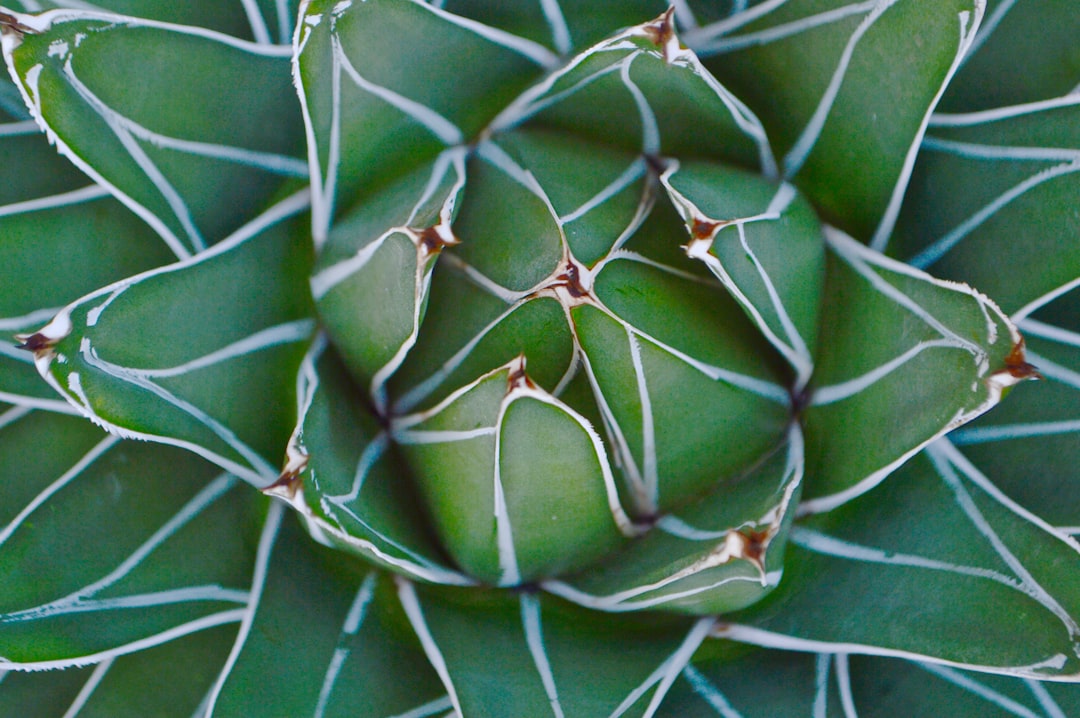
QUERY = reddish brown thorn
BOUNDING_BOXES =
[15,332,51,353]
[691,218,721,240]
[739,528,771,567]
[642,7,677,56]
[0,12,35,37]
[554,262,588,299]
[263,451,308,500]
[1003,338,1041,381]
[416,225,459,255]
[507,356,537,392]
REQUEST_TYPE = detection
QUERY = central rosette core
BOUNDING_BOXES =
[307,12,825,612]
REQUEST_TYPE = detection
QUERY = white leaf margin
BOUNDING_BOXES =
[798,226,1026,516]
[1,7,300,260]
[18,189,313,487]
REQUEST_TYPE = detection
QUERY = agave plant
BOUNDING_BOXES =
[1,0,1078,715]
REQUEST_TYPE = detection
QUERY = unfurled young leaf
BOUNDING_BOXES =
[2,0,1078,715]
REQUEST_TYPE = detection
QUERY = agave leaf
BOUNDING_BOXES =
[0,625,237,717]
[800,227,1027,511]
[845,655,1080,718]
[664,647,1079,717]
[392,358,635,586]
[718,444,1080,679]
[311,148,466,406]
[495,10,774,175]
[660,644,846,717]
[399,580,713,717]
[0,75,173,410]
[265,336,471,586]
[11,0,301,44]
[206,504,449,718]
[295,0,554,241]
[0,7,306,258]
[937,0,1080,111]
[948,291,1080,530]
[691,0,982,246]
[17,193,316,487]
[887,4,1080,572]
[892,95,1080,314]
[661,159,825,388]
[0,409,251,669]
[436,0,682,54]
[0,664,93,717]
[542,424,803,616]
[387,271,578,414]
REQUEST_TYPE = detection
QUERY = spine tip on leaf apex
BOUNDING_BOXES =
[506,355,537,393]
[0,12,35,39]
[642,8,681,63]
[265,448,308,500]
[15,332,52,354]
[1004,338,1041,382]
[416,224,459,256]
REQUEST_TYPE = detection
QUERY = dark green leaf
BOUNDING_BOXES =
[207,505,448,718]
[20,194,315,486]
[694,0,981,243]
[4,7,306,256]
[724,446,1080,678]
[801,228,1025,510]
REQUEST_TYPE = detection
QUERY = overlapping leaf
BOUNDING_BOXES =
[0,409,252,669]
[660,647,1080,717]
[800,228,1028,511]
[400,581,713,717]
[542,424,803,616]
[890,29,1080,541]
[720,445,1080,679]
[18,192,316,486]
[7,0,300,44]
[295,0,555,242]
[1,7,306,257]
[689,0,983,245]
[266,336,471,586]
[0,73,172,410]
[2,0,1079,715]
[205,504,451,718]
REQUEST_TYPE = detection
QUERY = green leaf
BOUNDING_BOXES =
[543,424,803,616]
[801,228,1026,511]
[0,625,238,717]
[2,7,306,257]
[0,664,94,717]
[266,337,470,586]
[400,581,714,717]
[846,655,1080,718]
[311,149,466,403]
[438,0,675,54]
[892,96,1080,314]
[393,358,634,585]
[207,505,449,718]
[722,444,1080,678]
[498,11,773,174]
[948,285,1080,529]
[664,647,1080,717]
[661,159,825,388]
[18,193,316,486]
[0,410,252,669]
[20,1,301,44]
[0,76,173,410]
[660,645,840,717]
[295,0,553,240]
[937,0,1080,111]
[693,0,982,245]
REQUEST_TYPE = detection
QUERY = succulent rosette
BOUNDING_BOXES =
[1,1,1078,715]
